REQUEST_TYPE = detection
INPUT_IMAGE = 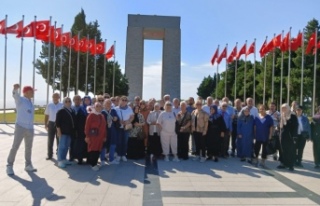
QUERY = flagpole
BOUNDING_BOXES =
[263,36,268,105]
[3,15,8,122]
[52,21,57,93]
[19,15,24,89]
[93,36,97,96]
[103,39,107,94]
[76,30,81,95]
[224,43,228,97]
[287,27,292,104]
[67,32,72,97]
[271,34,275,102]
[32,16,37,104]
[234,42,238,100]
[46,16,52,105]
[215,45,219,99]
[112,41,116,96]
[244,40,247,101]
[312,27,318,115]
[280,31,284,110]
[59,24,63,98]
[253,38,256,101]
[85,34,89,95]
[300,31,304,105]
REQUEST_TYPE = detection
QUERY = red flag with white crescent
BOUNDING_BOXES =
[210,47,219,65]
[105,45,115,59]
[17,22,35,38]
[91,42,105,55]
[236,43,246,60]
[6,20,23,34]
[227,46,237,63]
[35,20,50,41]
[0,19,6,34]
[246,42,255,56]
[56,32,71,47]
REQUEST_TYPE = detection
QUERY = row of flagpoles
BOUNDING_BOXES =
[0,15,116,122]
[210,27,320,115]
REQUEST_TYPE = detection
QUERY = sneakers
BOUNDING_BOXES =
[109,159,119,165]
[58,161,66,168]
[100,161,106,166]
[116,156,121,162]
[200,157,206,163]
[164,155,170,162]
[193,156,199,161]
[173,156,180,162]
[63,160,73,165]
[91,165,100,171]
[6,166,14,176]
[121,156,127,162]
[25,165,37,172]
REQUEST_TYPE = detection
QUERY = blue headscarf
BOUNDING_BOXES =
[81,95,92,116]
[209,105,221,121]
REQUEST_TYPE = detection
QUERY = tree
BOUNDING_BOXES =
[197,74,218,99]
[35,9,128,97]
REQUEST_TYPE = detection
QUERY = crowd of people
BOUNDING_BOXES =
[5,83,320,175]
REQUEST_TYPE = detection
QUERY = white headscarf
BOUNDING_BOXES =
[280,103,291,128]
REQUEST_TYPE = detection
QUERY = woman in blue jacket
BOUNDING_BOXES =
[295,105,311,167]
[237,107,254,162]
[254,105,274,168]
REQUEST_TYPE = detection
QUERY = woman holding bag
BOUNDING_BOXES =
[85,102,107,171]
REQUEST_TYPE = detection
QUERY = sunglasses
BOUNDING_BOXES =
[122,99,128,102]
[98,99,104,102]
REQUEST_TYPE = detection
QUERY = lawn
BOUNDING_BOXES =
[0,113,45,124]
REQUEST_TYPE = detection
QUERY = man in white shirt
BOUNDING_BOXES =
[172,98,181,116]
[202,96,213,115]
[240,98,259,118]
[44,93,63,160]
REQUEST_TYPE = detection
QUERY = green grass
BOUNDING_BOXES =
[0,113,45,124]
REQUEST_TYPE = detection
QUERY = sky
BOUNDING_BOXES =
[1,0,320,108]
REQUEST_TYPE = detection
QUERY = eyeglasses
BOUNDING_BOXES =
[98,99,104,102]
[122,99,128,102]
[196,104,202,106]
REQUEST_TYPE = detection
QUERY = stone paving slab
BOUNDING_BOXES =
[0,124,320,206]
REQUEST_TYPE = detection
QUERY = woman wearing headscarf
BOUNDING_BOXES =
[191,100,209,162]
[157,101,180,162]
[73,95,91,164]
[176,101,192,160]
[55,97,76,168]
[206,105,226,162]
[147,103,162,159]
[253,105,274,168]
[237,107,254,162]
[311,106,320,168]
[85,102,107,171]
[127,105,146,159]
[101,99,119,164]
[277,103,298,171]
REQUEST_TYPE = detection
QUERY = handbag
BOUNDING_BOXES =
[137,127,144,140]
[266,138,277,155]
[89,115,102,137]
[174,112,187,135]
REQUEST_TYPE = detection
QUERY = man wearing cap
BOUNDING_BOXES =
[6,84,37,175]
[44,93,63,160]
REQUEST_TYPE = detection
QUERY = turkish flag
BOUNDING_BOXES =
[86,39,95,54]
[78,37,88,52]
[264,40,274,54]
[0,19,6,34]
[280,32,290,52]
[35,20,50,41]
[246,42,255,56]
[6,20,23,34]
[105,45,115,59]
[70,35,79,51]
[55,32,70,47]
[259,40,267,57]
[291,32,302,51]
[227,46,237,63]
[51,27,62,43]
[273,34,282,48]
[17,22,35,38]
[236,43,246,60]
[91,42,105,55]
[305,32,316,54]
[312,41,320,55]
[216,47,227,64]
[211,47,219,65]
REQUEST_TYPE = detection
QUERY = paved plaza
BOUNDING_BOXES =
[0,124,320,206]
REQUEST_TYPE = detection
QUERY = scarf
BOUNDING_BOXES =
[209,105,221,120]
[280,104,291,128]
[81,96,92,116]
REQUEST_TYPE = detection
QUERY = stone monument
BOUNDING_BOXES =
[125,14,181,100]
